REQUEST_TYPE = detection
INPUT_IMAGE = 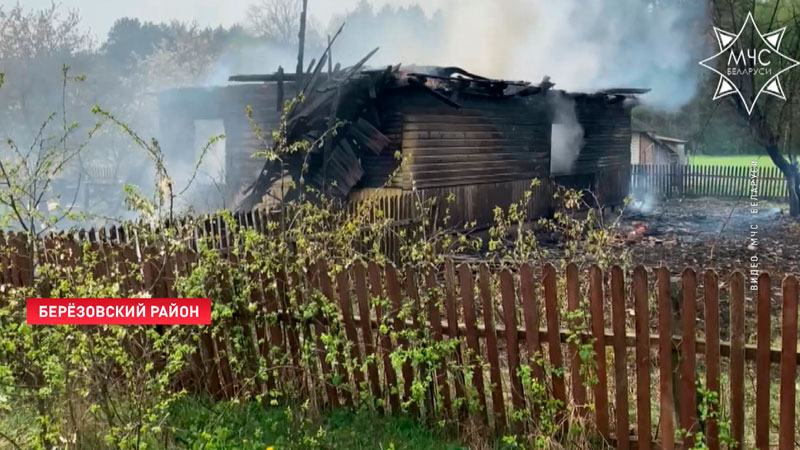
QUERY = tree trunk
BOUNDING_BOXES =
[744,104,800,215]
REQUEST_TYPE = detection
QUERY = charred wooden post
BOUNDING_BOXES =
[296,0,308,82]
[276,66,284,112]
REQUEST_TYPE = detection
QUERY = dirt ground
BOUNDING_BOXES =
[618,197,799,276]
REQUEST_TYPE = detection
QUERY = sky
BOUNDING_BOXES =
[3,0,443,41]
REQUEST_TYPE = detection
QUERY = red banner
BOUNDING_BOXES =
[26,298,211,325]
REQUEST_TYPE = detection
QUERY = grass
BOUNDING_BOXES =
[168,397,467,450]
[688,154,777,167]
[0,396,467,450]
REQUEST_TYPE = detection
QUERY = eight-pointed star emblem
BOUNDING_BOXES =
[699,11,799,115]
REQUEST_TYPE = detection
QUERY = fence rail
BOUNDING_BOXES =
[631,164,789,201]
[2,233,800,449]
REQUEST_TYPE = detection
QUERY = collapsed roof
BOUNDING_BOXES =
[234,57,649,210]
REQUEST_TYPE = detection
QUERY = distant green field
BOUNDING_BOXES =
[688,155,777,167]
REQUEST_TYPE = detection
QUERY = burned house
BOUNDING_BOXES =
[158,64,645,226]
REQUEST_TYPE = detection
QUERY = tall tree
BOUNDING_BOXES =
[709,0,800,215]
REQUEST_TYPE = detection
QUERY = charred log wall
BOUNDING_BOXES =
[352,87,554,227]
[555,100,632,207]
[221,83,298,200]
[382,87,552,189]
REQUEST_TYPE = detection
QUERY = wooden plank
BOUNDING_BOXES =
[385,264,414,405]
[543,264,567,415]
[425,268,452,417]
[755,273,771,450]
[779,276,798,450]
[368,261,400,412]
[499,269,525,429]
[458,263,488,424]
[680,268,698,448]
[703,270,720,450]
[479,264,506,429]
[404,266,425,416]
[657,268,675,450]
[730,272,745,450]
[633,266,651,450]
[336,269,365,404]
[589,265,610,440]
[354,263,382,401]
[566,263,587,415]
[319,260,352,406]
[312,262,341,408]
[444,260,467,418]
[611,266,630,450]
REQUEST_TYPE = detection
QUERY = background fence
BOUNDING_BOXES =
[2,231,800,449]
[631,164,789,201]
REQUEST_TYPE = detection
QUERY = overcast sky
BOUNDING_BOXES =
[2,0,443,41]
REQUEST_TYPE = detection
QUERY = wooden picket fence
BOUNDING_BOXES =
[2,232,800,449]
[631,164,789,201]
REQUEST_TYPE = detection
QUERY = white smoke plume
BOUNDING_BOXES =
[547,93,584,175]
[328,0,707,111]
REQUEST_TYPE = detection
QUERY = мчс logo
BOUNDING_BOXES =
[699,12,799,115]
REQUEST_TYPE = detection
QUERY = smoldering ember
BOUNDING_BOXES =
[2,1,800,450]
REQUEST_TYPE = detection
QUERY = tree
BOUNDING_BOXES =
[246,0,302,44]
[709,0,800,215]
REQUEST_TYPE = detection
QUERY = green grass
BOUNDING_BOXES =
[167,397,466,450]
[0,397,467,450]
[688,154,777,167]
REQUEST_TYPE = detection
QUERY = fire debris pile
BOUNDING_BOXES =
[238,55,562,210]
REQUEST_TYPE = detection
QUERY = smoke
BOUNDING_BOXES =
[548,93,584,175]
[329,0,707,111]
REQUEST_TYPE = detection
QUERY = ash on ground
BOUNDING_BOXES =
[619,197,797,275]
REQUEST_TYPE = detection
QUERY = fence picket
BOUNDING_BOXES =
[589,265,610,440]
[520,263,545,384]
[368,261,400,412]
[500,269,525,429]
[730,272,745,449]
[444,260,467,419]
[566,263,587,415]
[755,273,771,450]
[310,262,340,408]
[679,269,698,447]
[779,276,798,450]
[336,269,365,403]
[353,262,383,403]
[657,267,675,450]
[479,264,506,429]
[424,268,452,418]
[385,264,413,406]
[458,263,488,424]
[319,260,352,406]
[611,266,629,450]
[633,266,651,450]
[703,269,721,450]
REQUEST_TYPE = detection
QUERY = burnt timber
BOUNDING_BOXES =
[158,64,647,227]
